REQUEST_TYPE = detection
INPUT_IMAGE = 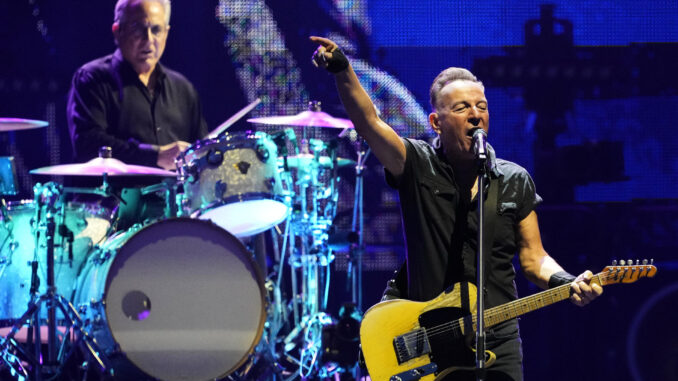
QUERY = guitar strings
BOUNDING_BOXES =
[401,280,574,343]
[395,269,645,348]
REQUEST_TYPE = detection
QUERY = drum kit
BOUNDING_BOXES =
[0,102,369,381]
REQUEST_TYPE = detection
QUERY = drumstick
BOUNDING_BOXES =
[206,98,262,139]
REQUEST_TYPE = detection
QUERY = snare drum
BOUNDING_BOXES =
[178,131,290,237]
[73,218,266,381]
[0,200,112,322]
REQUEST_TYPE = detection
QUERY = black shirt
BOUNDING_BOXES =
[67,49,208,167]
[387,138,542,307]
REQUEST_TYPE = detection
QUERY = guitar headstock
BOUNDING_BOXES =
[599,259,657,285]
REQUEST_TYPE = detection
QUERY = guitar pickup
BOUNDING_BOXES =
[389,362,438,381]
[393,328,431,364]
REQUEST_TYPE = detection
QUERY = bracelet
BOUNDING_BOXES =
[326,48,349,73]
[548,271,577,289]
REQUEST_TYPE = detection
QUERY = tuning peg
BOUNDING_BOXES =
[627,259,633,266]
[635,259,640,265]
[611,259,617,266]
[620,260,626,265]
[642,259,648,265]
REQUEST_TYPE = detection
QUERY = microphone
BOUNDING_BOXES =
[468,127,487,162]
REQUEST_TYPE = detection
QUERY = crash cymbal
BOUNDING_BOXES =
[0,118,48,131]
[247,110,353,129]
[278,154,355,169]
[30,157,176,177]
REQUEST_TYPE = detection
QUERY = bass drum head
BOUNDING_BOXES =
[103,218,265,381]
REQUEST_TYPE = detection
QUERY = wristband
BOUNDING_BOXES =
[548,271,577,289]
[326,48,349,73]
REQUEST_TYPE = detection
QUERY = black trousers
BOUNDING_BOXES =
[441,320,524,381]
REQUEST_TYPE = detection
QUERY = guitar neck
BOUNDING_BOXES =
[471,273,603,330]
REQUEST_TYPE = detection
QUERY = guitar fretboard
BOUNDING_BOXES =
[478,277,585,329]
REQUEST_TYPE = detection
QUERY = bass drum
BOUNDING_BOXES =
[73,218,266,381]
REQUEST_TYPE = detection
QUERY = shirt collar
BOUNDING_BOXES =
[431,135,503,178]
[112,49,167,84]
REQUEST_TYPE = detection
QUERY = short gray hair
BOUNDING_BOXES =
[114,0,171,26]
[429,67,483,110]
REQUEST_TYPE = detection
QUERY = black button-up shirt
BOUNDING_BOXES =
[67,49,208,167]
[386,138,542,307]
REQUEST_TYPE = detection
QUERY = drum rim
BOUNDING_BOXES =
[179,130,274,162]
[101,217,268,380]
[3,199,114,221]
[192,192,290,215]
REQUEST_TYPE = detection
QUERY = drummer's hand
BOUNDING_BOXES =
[157,141,190,170]
[309,36,342,70]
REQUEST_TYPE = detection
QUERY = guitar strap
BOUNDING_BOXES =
[387,175,500,303]
[481,175,500,291]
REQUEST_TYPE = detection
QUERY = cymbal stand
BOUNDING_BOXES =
[64,172,126,207]
[347,137,370,311]
[0,182,110,380]
[281,142,337,379]
[140,178,179,218]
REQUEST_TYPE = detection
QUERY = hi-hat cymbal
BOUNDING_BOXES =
[30,157,176,177]
[247,110,353,129]
[278,154,355,169]
[0,118,48,131]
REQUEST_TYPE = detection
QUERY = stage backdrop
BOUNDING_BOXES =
[1,1,676,380]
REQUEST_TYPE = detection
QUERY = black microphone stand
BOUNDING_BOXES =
[473,129,488,381]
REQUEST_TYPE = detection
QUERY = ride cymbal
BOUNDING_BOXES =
[248,110,353,129]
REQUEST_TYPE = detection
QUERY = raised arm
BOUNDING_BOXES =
[310,36,406,177]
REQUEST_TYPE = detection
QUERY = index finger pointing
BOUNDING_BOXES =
[309,36,337,52]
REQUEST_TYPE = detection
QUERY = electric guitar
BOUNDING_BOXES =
[359,261,657,381]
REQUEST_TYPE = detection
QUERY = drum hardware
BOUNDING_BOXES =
[0,156,18,196]
[250,118,351,378]
[0,182,110,381]
[277,153,355,169]
[346,136,370,311]
[140,178,180,218]
[282,131,368,379]
[0,196,115,325]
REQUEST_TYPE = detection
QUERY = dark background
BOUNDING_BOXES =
[1,1,676,380]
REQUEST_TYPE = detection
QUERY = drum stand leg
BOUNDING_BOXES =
[348,144,369,311]
[0,293,111,380]
[0,183,110,380]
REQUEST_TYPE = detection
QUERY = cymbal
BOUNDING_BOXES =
[278,154,355,169]
[247,110,353,129]
[0,118,48,131]
[30,157,176,177]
